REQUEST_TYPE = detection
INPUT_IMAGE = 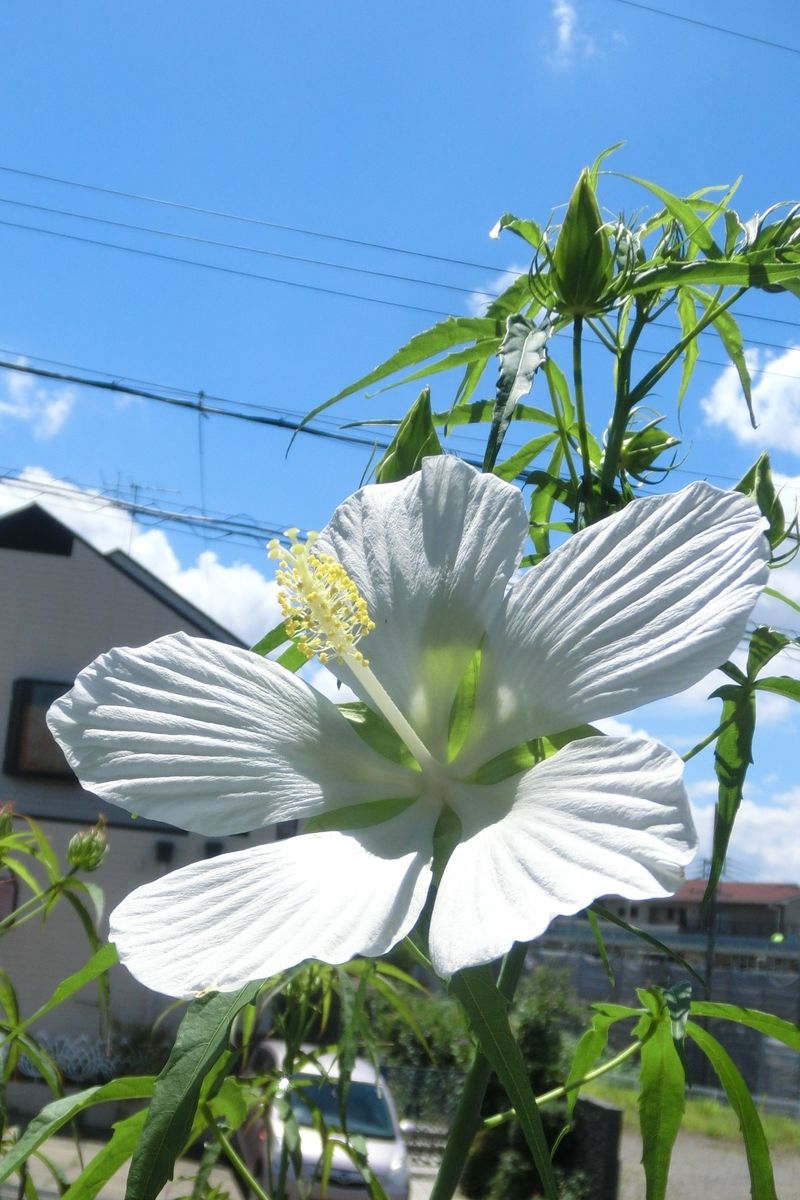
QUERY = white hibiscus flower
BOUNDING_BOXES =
[48,457,768,998]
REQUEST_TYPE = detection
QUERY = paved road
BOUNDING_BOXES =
[3,1134,798,1199]
[619,1128,797,1199]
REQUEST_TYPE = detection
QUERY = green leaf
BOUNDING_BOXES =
[675,288,699,406]
[746,625,791,679]
[562,1010,617,1120]
[707,682,756,898]
[492,431,559,482]
[366,340,501,398]
[708,304,754,425]
[690,1002,800,1051]
[374,387,442,483]
[310,316,501,419]
[756,675,800,702]
[590,904,706,990]
[449,964,557,1200]
[638,1016,685,1200]
[489,213,545,251]
[277,643,308,672]
[2,944,117,1042]
[447,647,482,761]
[686,1023,777,1200]
[126,983,264,1200]
[338,702,417,768]
[586,909,615,987]
[483,315,550,471]
[764,585,800,616]
[61,1109,149,1200]
[663,982,692,1043]
[0,1078,155,1184]
[250,620,291,657]
[434,399,558,429]
[629,258,800,295]
[625,175,723,259]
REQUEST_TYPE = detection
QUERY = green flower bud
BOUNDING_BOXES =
[551,168,615,316]
[68,817,108,872]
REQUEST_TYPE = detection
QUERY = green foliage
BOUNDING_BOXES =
[374,386,442,483]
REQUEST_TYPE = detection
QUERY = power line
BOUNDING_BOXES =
[0,216,455,319]
[608,0,800,56]
[0,164,504,273]
[0,195,497,302]
[2,194,799,353]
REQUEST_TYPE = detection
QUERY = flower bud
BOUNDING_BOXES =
[68,817,108,872]
[551,168,614,316]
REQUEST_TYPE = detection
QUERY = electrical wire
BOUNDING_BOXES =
[608,0,800,56]
[0,164,503,272]
[0,195,498,301]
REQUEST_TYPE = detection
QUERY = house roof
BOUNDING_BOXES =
[0,502,244,646]
[671,880,800,906]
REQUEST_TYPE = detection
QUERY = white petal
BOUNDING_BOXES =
[109,800,438,997]
[429,736,696,977]
[48,632,418,835]
[458,482,768,770]
[316,457,528,762]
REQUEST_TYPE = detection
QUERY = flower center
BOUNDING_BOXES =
[268,530,375,666]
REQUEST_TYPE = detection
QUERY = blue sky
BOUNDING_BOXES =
[1,1,799,881]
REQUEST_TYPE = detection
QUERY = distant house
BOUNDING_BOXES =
[609,880,800,940]
[0,503,276,1046]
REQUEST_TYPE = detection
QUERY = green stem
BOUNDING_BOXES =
[483,1038,643,1129]
[682,711,738,764]
[599,305,647,497]
[201,1102,272,1200]
[428,944,528,1200]
[572,316,594,516]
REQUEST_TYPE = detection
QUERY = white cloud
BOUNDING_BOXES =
[691,795,800,883]
[548,1,596,67]
[594,715,654,741]
[0,364,75,439]
[701,345,800,455]
[0,468,281,644]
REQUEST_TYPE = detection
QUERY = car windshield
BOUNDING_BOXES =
[288,1075,396,1140]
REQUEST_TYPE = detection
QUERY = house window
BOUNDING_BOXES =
[4,679,73,779]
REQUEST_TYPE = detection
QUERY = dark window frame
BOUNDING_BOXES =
[4,678,75,780]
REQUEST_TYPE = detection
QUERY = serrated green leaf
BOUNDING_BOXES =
[562,1010,617,1120]
[374,387,442,483]
[686,1023,777,1200]
[638,1017,685,1200]
[630,258,800,296]
[690,1002,800,1051]
[707,303,754,424]
[625,175,723,258]
[484,315,550,471]
[449,964,557,1200]
[0,1078,155,1184]
[311,316,501,418]
[126,983,264,1200]
[277,643,307,672]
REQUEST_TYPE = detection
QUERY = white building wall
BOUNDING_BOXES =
[0,531,271,1043]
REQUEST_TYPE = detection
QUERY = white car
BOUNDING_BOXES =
[238,1040,411,1200]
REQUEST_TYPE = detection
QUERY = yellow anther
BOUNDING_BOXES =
[268,529,375,666]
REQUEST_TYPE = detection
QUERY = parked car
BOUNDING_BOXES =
[237,1040,410,1200]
